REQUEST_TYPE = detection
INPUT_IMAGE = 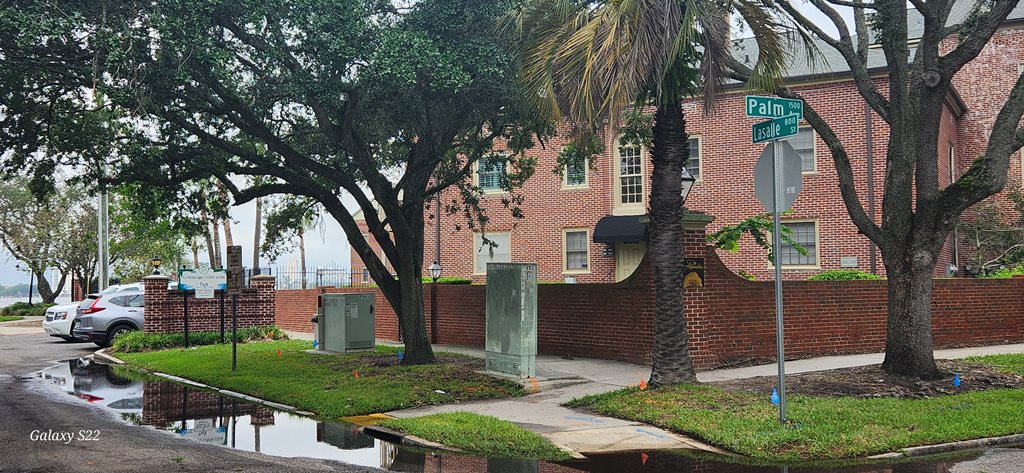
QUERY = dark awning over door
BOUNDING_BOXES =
[592,215,647,244]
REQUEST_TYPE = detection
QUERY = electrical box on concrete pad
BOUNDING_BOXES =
[485,263,538,378]
[317,293,375,353]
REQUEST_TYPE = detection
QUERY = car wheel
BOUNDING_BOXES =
[106,324,136,346]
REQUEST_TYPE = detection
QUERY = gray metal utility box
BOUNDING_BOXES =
[316,293,375,353]
[484,263,538,378]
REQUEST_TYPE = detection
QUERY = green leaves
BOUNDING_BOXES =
[707,213,807,264]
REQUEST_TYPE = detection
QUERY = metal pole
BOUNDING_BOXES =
[231,294,238,371]
[183,291,190,347]
[435,191,441,264]
[430,281,438,344]
[98,188,109,291]
[219,291,225,343]
[771,139,787,424]
[27,269,33,305]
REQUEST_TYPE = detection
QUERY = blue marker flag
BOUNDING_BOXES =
[397,350,404,361]
[771,388,780,405]
[952,373,961,387]
[312,340,319,349]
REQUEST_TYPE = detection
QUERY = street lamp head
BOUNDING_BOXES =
[151,255,162,275]
[428,261,442,282]
[681,168,696,202]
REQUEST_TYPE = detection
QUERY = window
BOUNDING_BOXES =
[616,139,644,209]
[107,296,129,307]
[476,154,507,191]
[779,221,818,267]
[564,159,587,187]
[473,232,511,274]
[361,267,370,282]
[783,126,816,172]
[564,230,589,272]
[128,295,144,308]
[686,137,701,179]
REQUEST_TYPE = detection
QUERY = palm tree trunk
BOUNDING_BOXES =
[647,102,697,386]
[211,216,223,269]
[252,197,262,274]
[299,227,307,289]
[222,218,234,248]
[191,239,200,268]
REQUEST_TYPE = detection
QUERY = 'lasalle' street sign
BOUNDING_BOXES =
[752,114,800,144]
[745,96,803,120]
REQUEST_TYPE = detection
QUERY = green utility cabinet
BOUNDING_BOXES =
[317,293,375,353]
[484,263,538,378]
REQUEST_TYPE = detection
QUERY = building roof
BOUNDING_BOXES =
[731,1,1024,82]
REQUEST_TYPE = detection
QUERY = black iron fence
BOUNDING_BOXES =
[271,267,388,290]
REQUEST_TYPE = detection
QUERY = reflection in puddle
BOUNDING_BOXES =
[36,360,1021,473]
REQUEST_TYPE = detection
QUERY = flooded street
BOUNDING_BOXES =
[35,360,1024,473]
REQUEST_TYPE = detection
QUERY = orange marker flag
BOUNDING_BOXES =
[529,377,539,394]
[276,348,283,357]
[639,379,648,391]
[353,370,360,378]
[641,452,649,465]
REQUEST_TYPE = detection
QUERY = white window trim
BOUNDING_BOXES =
[473,155,508,195]
[687,135,703,182]
[612,138,646,216]
[472,231,511,275]
[787,125,817,175]
[561,156,589,190]
[768,219,822,270]
[562,228,591,274]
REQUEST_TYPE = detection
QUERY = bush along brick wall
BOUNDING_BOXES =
[143,275,276,334]
[277,219,1024,370]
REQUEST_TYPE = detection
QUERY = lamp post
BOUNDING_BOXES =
[15,263,33,305]
[151,255,163,275]
[428,261,442,344]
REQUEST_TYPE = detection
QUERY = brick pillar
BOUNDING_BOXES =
[143,275,171,333]
[251,275,276,327]
[682,211,715,367]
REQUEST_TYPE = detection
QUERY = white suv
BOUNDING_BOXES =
[42,302,84,341]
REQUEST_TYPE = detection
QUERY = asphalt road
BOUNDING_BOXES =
[0,332,384,473]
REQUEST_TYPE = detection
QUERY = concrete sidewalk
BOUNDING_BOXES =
[0,316,44,336]
[385,342,1024,457]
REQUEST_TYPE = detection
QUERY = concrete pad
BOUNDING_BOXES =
[543,426,730,455]
[0,326,45,336]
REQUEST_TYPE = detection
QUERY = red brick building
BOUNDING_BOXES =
[353,5,1024,284]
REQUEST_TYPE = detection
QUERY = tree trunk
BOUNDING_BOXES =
[191,239,200,268]
[299,226,307,289]
[647,102,697,386]
[253,197,262,274]
[880,246,943,379]
[383,215,435,365]
[211,216,223,269]
[35,270,66,304]
[222,218,234,248]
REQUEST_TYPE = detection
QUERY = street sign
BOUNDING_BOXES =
[179,264,227,299]
[754,140,803,212]
[752,114,800,144]
[745,96,803,120]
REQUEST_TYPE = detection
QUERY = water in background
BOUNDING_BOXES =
[0,295,73,309]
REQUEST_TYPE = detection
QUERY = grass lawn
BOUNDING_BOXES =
[0,316,24,322]
[379,412,570,461]
[567,384,1024,461]
[967,353,1024,376]
[119,340,524,418]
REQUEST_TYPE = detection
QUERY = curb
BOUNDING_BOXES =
[91,351,300,414]
[361,425,463,452]
[867,433,1024,459]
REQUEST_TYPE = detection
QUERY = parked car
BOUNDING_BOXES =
[73,285,145,348]
[42,302,85,341]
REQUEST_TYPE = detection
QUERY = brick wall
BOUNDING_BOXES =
[285,224,1024,370]
[143,275,277,334]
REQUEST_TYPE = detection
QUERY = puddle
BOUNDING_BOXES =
[36,360,1023,473]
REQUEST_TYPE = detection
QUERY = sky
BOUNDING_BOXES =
[0,3,856,288]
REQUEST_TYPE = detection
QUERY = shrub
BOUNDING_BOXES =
[0,302,55,317]
[421,276,472,284]
[806,269,882,281]
[112,325,288,353]
[737,270,758,281]
[981,265,1024,279]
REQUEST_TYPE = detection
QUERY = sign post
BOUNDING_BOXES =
[747,95,804,425]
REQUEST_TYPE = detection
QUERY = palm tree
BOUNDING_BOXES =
[506,0,799,386]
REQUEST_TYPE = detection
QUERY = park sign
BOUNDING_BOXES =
[752,114,800,144]
[179,264,227,299]
[745,96,803,120]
